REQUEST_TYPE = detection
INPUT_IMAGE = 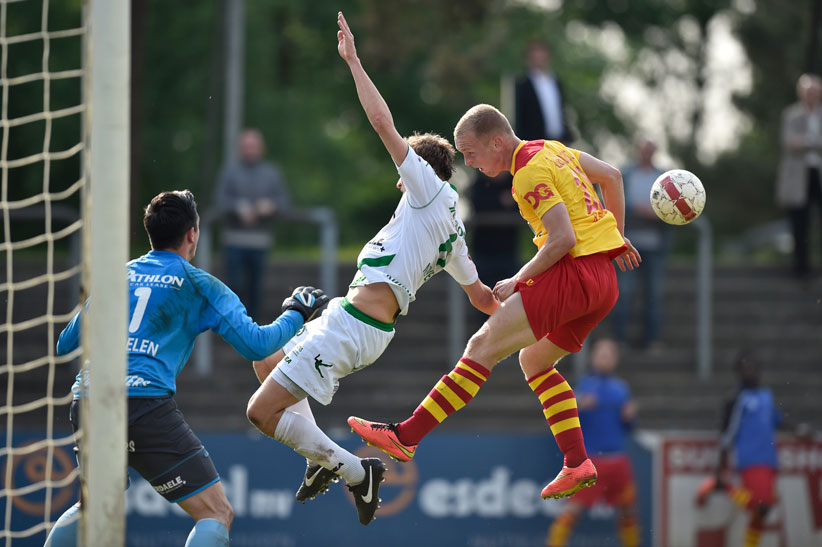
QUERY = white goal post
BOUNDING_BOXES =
[80,0,129,545]
[0,0,129,544]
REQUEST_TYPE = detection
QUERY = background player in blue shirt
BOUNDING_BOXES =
[697,349,811,547]
[45,190,328,547]
[547,338,641,547]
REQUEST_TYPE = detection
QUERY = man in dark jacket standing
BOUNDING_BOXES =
[515,40,573,144]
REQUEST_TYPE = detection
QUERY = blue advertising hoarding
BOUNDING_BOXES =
[3,431,653,546]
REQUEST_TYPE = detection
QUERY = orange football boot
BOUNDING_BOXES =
[348,416,417,462]
[541,458,597,499]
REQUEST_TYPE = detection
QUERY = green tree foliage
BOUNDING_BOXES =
[238,0,617,248]
[709,0,811,237]
[134,2,221,243]
[4,0,83,203]
[6,0,814,256]
[2,0,83,249]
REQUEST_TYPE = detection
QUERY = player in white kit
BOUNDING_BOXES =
[245,11,499,526]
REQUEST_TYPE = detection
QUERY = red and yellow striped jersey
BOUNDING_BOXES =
[510,140,625,258]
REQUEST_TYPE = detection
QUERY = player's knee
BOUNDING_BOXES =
[245,398,266,429]
[465,327,500,365]
[518,345,561,375]
[246,398,282,434]
[518,351,545,372]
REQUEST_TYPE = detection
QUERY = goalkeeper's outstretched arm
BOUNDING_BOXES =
[337,11,408,168]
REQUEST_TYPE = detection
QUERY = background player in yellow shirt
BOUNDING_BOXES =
[350,104,641,500]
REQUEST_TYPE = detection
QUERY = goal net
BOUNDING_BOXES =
[0,1,128,545]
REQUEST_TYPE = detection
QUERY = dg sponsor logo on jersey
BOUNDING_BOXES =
[523,183,554,208]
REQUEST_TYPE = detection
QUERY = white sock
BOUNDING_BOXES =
[274,410,365,485]
[287,398,318,467]
[287,397,316,424]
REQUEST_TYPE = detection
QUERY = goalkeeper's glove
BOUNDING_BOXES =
[282,286,330,322]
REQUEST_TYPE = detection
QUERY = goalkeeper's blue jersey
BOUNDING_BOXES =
[57,250,303,398]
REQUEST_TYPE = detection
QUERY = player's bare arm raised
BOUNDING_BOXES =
[337,12,408,166]
[338,10,496,315]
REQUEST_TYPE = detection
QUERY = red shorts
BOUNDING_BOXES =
[571,453,636,508]
[516,252,618,352]
[741,465,777,508]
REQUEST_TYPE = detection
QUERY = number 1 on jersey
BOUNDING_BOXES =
[129,287,152,333]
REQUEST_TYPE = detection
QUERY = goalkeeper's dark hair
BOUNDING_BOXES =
[406,132,455,181]
[143,190,199,251]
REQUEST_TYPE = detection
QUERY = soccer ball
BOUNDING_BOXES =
[649,169,706,225]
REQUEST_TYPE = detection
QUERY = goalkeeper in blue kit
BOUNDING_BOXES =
[45,190,329,547]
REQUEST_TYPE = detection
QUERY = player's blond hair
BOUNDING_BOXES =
[454,104,515,143]
[406,132,455,181]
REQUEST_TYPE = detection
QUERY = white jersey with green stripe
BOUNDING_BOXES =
[350,146,478,316]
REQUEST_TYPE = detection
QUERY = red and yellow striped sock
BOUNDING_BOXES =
[527,367,587,467]
[396,358,490,446]
[743,525,762,547]
[619,514,640,547]
[744,512,764,547]
[729,485,752,508]
[546,511,577,547]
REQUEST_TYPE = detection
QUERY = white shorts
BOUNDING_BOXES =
[274,297,395,405]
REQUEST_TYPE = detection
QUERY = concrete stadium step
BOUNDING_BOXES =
[5,257,822,435]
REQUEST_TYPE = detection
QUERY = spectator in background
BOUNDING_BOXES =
[515,40,573,144]
[467,171,521,290]
[697,349,810,547]
[215,129,291,318]
[611,137,669,352]
[776,73,822,279]
[546,338,640,547]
